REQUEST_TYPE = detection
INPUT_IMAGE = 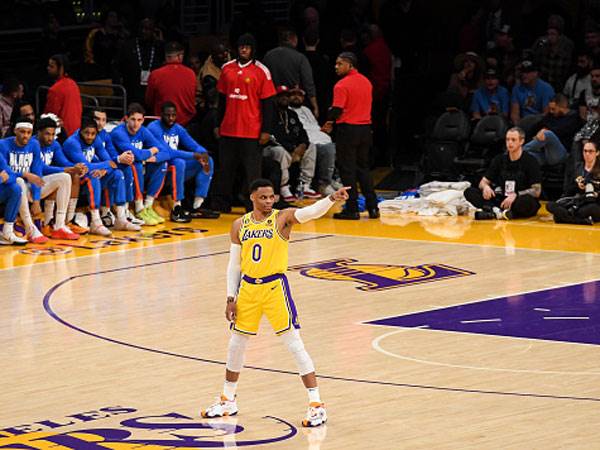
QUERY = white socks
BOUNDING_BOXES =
[135,199,144,213]
[67,198,77,223]
[54,208,67,230]
[194,197,204,209]
[115,205,127,222]
[223,380,237,401]
[174,200,181,207]
[100,206,110,216]
[44,200,55,226]
[3,222,14,236]
[308,387,321,404]
[144,196,154,209]
[90,209,102,226]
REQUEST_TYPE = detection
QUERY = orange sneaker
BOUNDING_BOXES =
[41,224,53,238]
[67,222,89,235]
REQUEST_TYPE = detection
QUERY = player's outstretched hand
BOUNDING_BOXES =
[330,186,351,202]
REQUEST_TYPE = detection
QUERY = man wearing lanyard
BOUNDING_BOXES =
[115,18,164,105]
[322,52,379,220]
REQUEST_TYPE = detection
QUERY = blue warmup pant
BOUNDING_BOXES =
[166,157,214,201]
[132,161,168,198]
[0,180,22,222]
[81,176,102,210]
[117,164,136,203]
[186,156,214,198]
[101,169,127,207]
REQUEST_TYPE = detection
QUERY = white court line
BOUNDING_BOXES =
[544,317,590,320]
[371,327,600,376]
[534,308,551,312]
[460,318,501,324]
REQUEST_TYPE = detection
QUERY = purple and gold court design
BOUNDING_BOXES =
[367,280,600,346]
[3,209,600,449]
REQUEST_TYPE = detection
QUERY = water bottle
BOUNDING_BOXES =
[296,181,305,200]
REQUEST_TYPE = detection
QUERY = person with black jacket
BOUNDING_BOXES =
[546,140,600,224]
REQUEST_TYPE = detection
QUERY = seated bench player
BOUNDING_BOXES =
[0,118,77,243]
[33,116,89,236]
[110,103,172,226]
[147,101,220,222]
[92,107,144,227]
[0,153,27,245]
[63,117,141,235]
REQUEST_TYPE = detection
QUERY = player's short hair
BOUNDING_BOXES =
[338,51,357,67]
[50,54,70,75]
[127,102,145,116]
[81,116,98,131]
[92,106,106,115]
[161,101,177,112]
[250,178,274,192]
[507,126,525,139]
[37,117,58,131]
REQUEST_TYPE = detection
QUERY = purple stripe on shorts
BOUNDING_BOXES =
[281,274,300,330]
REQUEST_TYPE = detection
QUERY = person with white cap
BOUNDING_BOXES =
[0,118,79,243]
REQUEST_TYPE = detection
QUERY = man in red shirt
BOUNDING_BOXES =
[213,33,276,212]
[44,54,82,136]
[323,52,379,220]
[145,41,197,126]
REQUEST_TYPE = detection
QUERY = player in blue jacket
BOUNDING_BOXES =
[33,117,89,235]
[147,102,219,222]
[0,118,78,243]
[92,107,144,227]
[110,103,171,226]
[0,152,27,245]
[63,117,141,235]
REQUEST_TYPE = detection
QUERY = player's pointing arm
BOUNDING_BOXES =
[279,186,350,233]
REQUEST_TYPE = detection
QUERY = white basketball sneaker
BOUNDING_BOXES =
[201,395,238,418]
[302,402,327,427]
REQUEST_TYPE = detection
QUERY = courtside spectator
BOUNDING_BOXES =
[115,18,164,105]
[212,33,276,213]
[302,27,333,124]
[263,85,317,202]
[578,66,600,121]
[0,77,24,137]
[197,43,230,110]
[563,51,593,109]
[523,94,581,166]
[471,68,510,120]
[84,11,129,80]
[289,87,336,196]
[510,60,555,124]
[532,15,574,91]
[448,52,483,111]
[146,41,197,126]
[44,54,82,136]
[264,26,319,118]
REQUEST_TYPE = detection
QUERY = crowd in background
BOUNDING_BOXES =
[0,0,600,240]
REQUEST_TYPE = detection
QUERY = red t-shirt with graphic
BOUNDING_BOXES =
[217,59,276,139]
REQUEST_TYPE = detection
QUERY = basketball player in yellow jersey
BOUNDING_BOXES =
[202,178,350,427]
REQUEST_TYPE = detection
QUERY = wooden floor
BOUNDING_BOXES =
[2,206,600,449]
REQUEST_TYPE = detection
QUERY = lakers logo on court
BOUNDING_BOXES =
[0,407,297,448]
[289,258,475,291]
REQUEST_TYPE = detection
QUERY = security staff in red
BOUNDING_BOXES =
[322,52,379,220]
[213,33,276,212]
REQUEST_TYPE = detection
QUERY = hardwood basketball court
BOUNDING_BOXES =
[1,209,600,449]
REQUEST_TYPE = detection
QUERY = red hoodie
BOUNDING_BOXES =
[44,75,82,136]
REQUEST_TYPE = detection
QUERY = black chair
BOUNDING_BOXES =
[454,115,508,177]
[423,109,471,181]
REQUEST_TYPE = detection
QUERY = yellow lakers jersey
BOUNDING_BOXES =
[239,209,288,277]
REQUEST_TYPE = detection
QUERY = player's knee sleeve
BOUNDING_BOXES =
[226,333,249,372]
[281,330,315,376]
